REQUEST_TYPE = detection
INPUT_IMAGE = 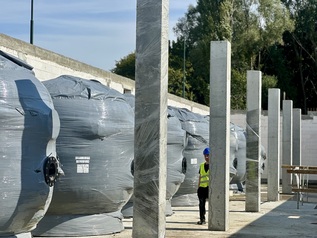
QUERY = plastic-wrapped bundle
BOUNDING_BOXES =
[0,51,60,237]
[122,93,135,110]
[33,76,134,236]
[171,109,239,206]
[165,107,187,214]
[230,123,247,190]
[230,123,267,192]
[260,145,267,174]
[229,123,239,178]
[170,107,209,206]
[121,96,186,217]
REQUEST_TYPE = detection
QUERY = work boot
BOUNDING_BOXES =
[197,219,206,225]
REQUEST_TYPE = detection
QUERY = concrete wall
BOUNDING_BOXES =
[232,111,317,180]
[1,33,317,180]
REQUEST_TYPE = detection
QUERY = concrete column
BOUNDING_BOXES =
[267,88,280,201]
[293,109,301,166]
[209,41,231,231]
[245,70,262,212]
[282,100,293,194]
[132,1,168,237]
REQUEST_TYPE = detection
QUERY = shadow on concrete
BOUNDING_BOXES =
[229,196,317,237]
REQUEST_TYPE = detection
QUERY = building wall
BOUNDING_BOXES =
[231,112,317,180]
[1,33,317,180]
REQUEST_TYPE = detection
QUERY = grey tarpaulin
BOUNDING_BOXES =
[33,76,135,236]
[165,108,187,214]
[230,123,267,192]
[207,118,239,179]
[260,145,267,174]
[0,51,60,237]
[230,123,247,188]
[170,107,210,206]
[121,95,187,217]
[170,108,241,206]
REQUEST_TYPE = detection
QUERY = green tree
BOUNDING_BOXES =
[169,40,193,99]
[286,0,317,113]
[231,0,294,71]
[261,74,278,110]
[111,52,135,80]
[174,0,234,105]
[231,70,277,110]
[110,41,194,99]
[260,43,297,107]
[112,0,303,110]
[172,0,293,108]
[231,69,247,110]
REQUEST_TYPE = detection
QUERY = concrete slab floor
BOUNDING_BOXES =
[35,190,317,238]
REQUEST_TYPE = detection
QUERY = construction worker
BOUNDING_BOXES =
[197,147,210,225]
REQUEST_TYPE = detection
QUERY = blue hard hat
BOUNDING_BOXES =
[203,147,210,155]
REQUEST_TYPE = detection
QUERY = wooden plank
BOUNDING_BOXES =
[292,188,317,193]
[286,169,317,174]
[282,164,317,169]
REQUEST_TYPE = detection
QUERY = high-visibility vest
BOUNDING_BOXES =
[199,162,209,188]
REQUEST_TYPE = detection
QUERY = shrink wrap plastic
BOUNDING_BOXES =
[0,51,60,237]
[170,109,244,206]
[165,108,187,213]
[230,124,247,186]
[170,107,210,206]
[230,124,267,192]
[121,95,186,217]
[33,76,134,236]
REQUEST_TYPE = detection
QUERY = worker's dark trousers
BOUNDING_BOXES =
[197,186,209,221]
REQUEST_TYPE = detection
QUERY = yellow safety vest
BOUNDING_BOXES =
[199,162,209,188]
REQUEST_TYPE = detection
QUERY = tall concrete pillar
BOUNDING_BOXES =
[132,1,168,237]
[282,100,293,194]
[293,109,301,166]
[209,41,231,231]
[245,70,262,212]
[267,88,280,201]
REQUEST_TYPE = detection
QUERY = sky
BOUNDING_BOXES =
[0,0,196,71]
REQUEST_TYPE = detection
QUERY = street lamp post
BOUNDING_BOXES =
[30,0,34,44]
[182,36,186,98]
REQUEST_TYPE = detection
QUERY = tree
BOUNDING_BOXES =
[111,53,135,80]
[231,0,294,71]
[269,0,317,113]
[261,74,278,110]
[231,69,247,110]
[112,1,317,111]
[172,0,292,108]
[231,70,277,110]
[169,40,193,99]
[110,41,194,99]
[174,0,234,105]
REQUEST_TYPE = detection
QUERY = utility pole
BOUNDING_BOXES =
[183,36,186,98]
[30,0,34,44]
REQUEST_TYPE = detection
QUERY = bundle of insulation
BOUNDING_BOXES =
[170,108,240,206]
[0,51,60,238]
[230,123,267,193]
[165,107,187,213]
[33,76,134,237]
[230,123,247,189]
[121,95,187,217]
[206,118,239,180]
[170,107,210,206]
